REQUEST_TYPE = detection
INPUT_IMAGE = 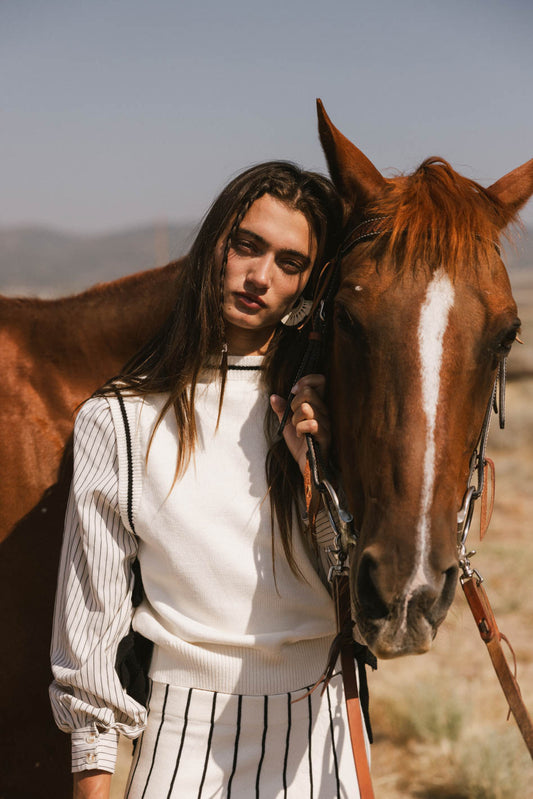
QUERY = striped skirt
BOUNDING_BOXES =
[125,673,368,798]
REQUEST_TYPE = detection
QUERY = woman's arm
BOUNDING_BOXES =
[50,397,146,776]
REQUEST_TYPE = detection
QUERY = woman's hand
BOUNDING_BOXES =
[270,374,330,478]
[73,770,112,799]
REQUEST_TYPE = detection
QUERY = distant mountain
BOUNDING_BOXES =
[0,222,530,298]
[0,222,197,297]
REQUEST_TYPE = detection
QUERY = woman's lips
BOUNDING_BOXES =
[234,292,266,310]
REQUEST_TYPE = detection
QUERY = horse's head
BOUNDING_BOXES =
[317,100,533,658]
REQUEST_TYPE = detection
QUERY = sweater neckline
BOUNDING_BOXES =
[200,354,264,384]
[227,355,264,370]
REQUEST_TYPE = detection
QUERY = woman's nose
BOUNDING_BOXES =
[245,255,273,289]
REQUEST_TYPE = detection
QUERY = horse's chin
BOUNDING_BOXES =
[356,609,440,660]
[362,623,435,659]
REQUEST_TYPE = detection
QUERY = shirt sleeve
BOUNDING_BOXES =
[49,397,147,774]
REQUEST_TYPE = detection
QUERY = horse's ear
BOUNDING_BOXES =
[488,158,533,220]
[316,99,387,210]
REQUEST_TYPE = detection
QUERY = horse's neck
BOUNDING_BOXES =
[4,258,184,393]
[63,259,184,363]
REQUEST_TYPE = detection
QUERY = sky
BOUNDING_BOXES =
[2,0,532,233]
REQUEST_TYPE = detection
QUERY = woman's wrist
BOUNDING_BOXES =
[73,770,112,799]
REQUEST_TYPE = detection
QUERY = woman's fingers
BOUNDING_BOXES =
[290,378,329,437]
[269,393,287,423]
[270,375,331,475]
[291,373,326,398]
[290,375,331,457]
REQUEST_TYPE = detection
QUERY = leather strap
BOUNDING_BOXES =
[479,458,495,540]
[336,576,375,798]
[304,456,375,795]
[303,459,321,533]
[461,576,533,758]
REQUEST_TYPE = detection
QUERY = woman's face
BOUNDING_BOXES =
[219,193,317,356]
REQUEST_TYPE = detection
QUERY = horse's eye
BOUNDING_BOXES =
[334,305,365,340]
[495,318,521,356]
[335,306,357,333]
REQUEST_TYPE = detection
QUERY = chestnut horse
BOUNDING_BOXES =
[316,100,533,659]
[1,107,532,795]
[0,262,183,798]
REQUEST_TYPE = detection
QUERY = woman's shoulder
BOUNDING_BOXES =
[74,394,113,427]
[74,390,171,445]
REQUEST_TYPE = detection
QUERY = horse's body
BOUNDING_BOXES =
[0,261,183,797]
[1,107,532,795]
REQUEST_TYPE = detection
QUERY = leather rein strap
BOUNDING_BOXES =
[288,219,389,797]
[461,575,533,758]
[304,458,375,799]
[336,575,375,798]
[457,365,533,760]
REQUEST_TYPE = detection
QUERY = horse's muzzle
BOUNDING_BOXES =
[353,551,458,658]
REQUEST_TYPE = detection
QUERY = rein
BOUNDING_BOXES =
[279,218,388,799]
[279,216,533,786]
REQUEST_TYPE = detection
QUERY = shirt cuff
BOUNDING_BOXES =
[71,724,119,774]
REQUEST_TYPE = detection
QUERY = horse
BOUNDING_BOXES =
[0,261,183,798]
[1,106,531,795]
[315,99,533,660]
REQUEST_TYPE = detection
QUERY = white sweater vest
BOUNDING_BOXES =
[108,355,337,695]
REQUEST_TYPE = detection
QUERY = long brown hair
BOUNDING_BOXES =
[98,161,342,574]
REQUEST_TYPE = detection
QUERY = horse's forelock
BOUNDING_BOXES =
[366,158,516,277]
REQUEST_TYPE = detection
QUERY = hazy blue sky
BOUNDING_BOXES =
[2,0,532,232]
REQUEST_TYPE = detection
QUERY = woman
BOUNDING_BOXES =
[50,161,365,798]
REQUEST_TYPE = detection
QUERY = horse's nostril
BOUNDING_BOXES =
[427,564,459,623]
[356,552,389,620]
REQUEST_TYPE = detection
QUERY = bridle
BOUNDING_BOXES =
[279,217,533,785]
[456,357,506,581]
[279,215,393,571]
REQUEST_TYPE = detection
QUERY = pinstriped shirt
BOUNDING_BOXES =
[50,398,146,773]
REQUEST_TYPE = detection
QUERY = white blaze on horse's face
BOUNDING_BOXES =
[401,268,455,616]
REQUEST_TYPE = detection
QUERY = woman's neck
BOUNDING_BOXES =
[225,324,275,356]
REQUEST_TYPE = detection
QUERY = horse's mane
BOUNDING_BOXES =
[0,259,184,312]
[369,158,517,276]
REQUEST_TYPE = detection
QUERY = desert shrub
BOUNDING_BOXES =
[447,729,532,799]
[374,678,463,745]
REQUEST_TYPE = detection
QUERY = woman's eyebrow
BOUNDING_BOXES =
[235,227,266,245]
[236,227,310,264]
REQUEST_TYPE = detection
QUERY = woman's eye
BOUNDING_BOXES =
[233,239,255,255]
[280,260,304,274]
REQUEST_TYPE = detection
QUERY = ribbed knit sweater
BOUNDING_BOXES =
[50,355,337,772]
